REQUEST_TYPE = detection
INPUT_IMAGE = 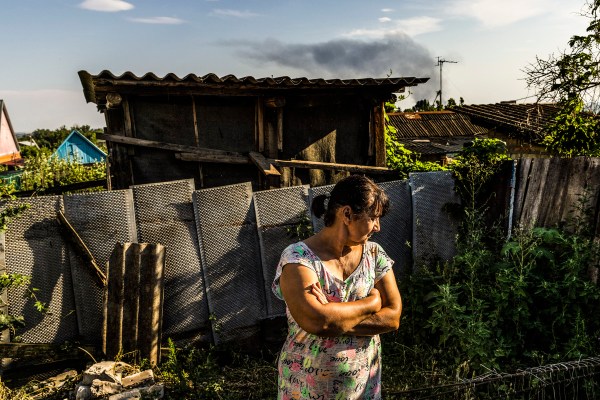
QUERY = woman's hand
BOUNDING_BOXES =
[310,282,382,313]
[310,282,329,305]
[367,287,382,312]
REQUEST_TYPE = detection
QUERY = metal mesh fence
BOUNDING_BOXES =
[409,171,461,269]
[2,196,78,343]
[308,184,334,233]
[386,357,600,400]
[131,179,209,337]
[63,189,138,344]
[254,185,309,317]
[372,180,412,276]
[193,182,266,344]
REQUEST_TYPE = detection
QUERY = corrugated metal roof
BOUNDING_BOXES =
[78,70,429,104]
[387,111,486,139]
[451,103,561,138]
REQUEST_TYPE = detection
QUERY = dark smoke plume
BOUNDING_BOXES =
[229,34,437,101]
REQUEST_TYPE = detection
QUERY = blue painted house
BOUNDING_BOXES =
[53,130,106,164]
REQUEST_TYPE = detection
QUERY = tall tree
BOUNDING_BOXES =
[524,0,600,156]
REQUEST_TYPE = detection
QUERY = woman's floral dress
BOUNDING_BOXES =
[272,241,394,400]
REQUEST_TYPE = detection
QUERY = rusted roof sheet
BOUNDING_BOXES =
[451,103,561,138]
[79,70,429,104]
[387,111,486,139]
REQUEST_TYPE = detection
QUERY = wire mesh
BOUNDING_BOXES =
[373,179,412,277]
[254,185,309,317]
[308,184,334,233]
[386,357,600,400]
[63,189,138,345]
[131,179,209,337]
[193,182,266,344]
[2,196,78,343]
[409,171,461,270]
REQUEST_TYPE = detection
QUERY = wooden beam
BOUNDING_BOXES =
[249,151,281,176]
[57,211,107,287]
[0,343,97,359]
[277,108,283,151]
[270,158,397,175]
[99,133,248,163]
[374,103,386,167]
[256,98,264,152]
[175,152,249,164]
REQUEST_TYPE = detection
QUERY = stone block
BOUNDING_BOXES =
[82,361,131,385]
[75,384,91,400]
[140,383,165,399]
[122,369,154,388]
[90,379,123,397]
[108,388,141,400]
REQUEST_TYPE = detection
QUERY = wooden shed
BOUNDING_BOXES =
[78,71,428,189]
[52,130,107,164]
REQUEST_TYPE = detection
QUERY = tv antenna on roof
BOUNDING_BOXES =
[434,56,458,107]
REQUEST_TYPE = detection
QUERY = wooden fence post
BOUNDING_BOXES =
[104,243,165,365]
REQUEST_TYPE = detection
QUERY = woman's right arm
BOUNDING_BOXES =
[279,263,381,336]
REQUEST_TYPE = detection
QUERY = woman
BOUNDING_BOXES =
[272,175,402,400]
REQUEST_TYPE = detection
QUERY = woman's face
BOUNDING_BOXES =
[347,211,381,244]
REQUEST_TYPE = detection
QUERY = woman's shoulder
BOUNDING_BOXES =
[365,241,392,259]
[365,240,385,253]
[280,241,318,263]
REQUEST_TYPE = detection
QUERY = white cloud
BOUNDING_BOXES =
[210,9,259,18]
[379,17,392,23]
[345,16,442,38]
[445,0,546,28]
[128,16,185,24]
[79,0,134,12]
[381,8,394,13]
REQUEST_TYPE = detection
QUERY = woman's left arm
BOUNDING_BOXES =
[342,269,402,335]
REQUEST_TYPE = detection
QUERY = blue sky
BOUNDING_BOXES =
[0,0,589,132]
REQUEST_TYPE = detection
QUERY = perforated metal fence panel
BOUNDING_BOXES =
[371,180,412,276]
[409,171,461,269]
[2,196,78,343]
[63,189,138,344]
[254,186,309,316]
[132,179,209,337]
[193,182,265,344]
[308,184,334,233]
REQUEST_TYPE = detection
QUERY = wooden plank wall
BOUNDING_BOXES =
[513,157,600,237]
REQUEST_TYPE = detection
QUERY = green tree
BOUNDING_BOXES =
[445,97,457,109]
[31,125,102,151]
[412,99,436,112]
[524,0,600,156]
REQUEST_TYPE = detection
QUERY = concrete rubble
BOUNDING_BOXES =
[71,361,164,399]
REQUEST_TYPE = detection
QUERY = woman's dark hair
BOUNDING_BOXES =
[311,175,390,227]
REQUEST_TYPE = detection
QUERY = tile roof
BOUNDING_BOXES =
[387,111,486,139]
[451,103,561,138]
[79,70,429,104]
